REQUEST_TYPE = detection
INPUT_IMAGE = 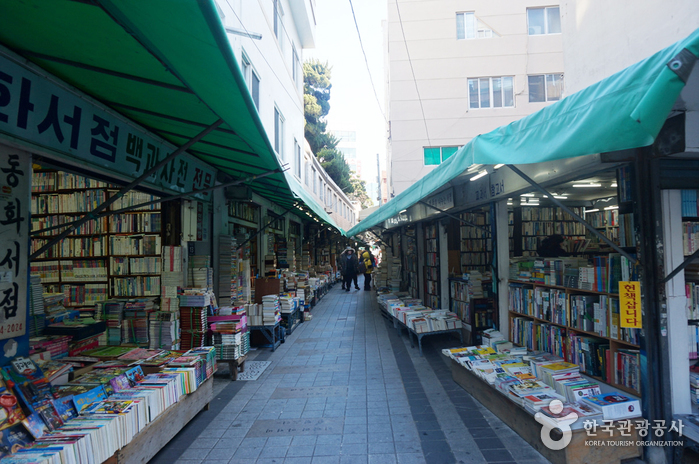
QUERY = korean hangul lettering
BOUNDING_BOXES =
[0,71,12,124]
[635,419,649,437]
[669,420,684,437]
[0,199,25,234]
[617,420,633,437]
[583,419,598,436]
[145,143,160,171]
[126,133,144,171]
[0,241,20,277]
[176,159,189,188]
[600,420,616,436]
[652,420,666,437]
[90,115,119,162]
[37,94,82,149]
[1,154,24,187]
[0,283,18,318]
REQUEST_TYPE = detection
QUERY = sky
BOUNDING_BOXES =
[305,0,388,186]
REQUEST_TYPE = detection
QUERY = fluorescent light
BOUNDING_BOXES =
[520,193,535,197]
[507,202,513,206]
[585,209,599,213]
[470,170,488,181]
[572,183,602,188]
[399,209,407,214]
[604,205,619,210]
[508,198,512,200]
[611,182,618,188]
[493,164,505,169]
[553,195,568,199]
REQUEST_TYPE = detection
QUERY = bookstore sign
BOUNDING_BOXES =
[619,281,642,329]
[0,145,28,341]
[0,53,216,200]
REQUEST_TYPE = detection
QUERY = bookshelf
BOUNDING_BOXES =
[683,190,699,369]
[449,277,495,344]
[585,209,619,245]
[511,206,586,257]
[424,222,439,309]
[404,227,418,298]
[508,265,642,396]
[459,209,492,272]
[30,169,163,310]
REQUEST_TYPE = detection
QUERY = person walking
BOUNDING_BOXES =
[360,250,374,290]
[337,248,349,290]
[341,247,359,292]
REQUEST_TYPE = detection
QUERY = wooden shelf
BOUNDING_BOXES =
[508,280,619,297]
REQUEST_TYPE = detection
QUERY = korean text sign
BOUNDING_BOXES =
[619,281,642,329]
[0,53,216,200]
[0,145,28,340]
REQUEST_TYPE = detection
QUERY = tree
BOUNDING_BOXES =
[303,59,334,154]
[303,59,354,194]
[348,173,372,209]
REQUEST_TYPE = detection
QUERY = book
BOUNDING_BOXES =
[580,392,642,420]
[20,412,47,440]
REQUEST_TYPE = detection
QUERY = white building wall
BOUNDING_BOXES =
[386,0,564,195]
[559,0,699,94]
[215,0,352,229]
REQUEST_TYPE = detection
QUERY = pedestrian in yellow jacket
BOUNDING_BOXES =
[361,251,374,290]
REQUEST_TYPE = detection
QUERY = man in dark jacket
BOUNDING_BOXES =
[340,247,359,291]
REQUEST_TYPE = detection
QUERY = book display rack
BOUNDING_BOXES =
[459,209,492,273]
[423,222,440,309]
[31,170,162,313]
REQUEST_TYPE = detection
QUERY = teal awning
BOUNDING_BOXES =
[0,0,341,231]
[347,28,699,237]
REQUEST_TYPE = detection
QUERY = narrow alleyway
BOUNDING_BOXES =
[150,286,551,464]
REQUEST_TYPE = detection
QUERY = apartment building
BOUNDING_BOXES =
[215,0,355,230]
[385,1,565,195]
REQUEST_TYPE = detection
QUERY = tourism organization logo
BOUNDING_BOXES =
[534,400,578,450]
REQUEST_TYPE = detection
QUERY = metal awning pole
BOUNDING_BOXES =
[418,200,492,235]
[236,203,297,251]
[660,248,699,284]
[506,164,638,263]
[30,119,223,260]
[31,167,282,236]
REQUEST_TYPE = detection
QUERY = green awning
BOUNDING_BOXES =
[347,28,699,237]
[0,0,340,230]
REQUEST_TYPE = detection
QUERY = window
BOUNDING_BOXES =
[273,0,284,49]
[274,107,284,159]
[456,12,498,40]
[468,76,514,108]
[294,141,301,178]
[423,147,460,166]
[312,167,317,193]
[305,160,310,186]
[528,74,564,102]
[292,46,301,87]
[319,178,324,202]
[527,7,561,35]
[241,52,260,110]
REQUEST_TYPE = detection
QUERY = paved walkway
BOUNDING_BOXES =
[150,285,551,464]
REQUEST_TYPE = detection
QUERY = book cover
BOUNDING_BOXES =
[51,396,78,423]
[20,412,47,439]
[0,424,33,458]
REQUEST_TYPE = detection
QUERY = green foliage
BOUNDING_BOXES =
[303,58,355,196]
[318,149,353,194]
[348,173,372,209]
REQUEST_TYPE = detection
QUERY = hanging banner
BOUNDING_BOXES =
[0,145,29,342]
[619,281,642,329]
[0,53,216,200]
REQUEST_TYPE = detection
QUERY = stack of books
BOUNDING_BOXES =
[179,306,208,350]
[29,275,46,337]
[261,295,281,325]
[102,301,125,346]
[149,311,180,350]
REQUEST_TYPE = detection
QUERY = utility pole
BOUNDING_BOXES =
[376,153,382,205]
